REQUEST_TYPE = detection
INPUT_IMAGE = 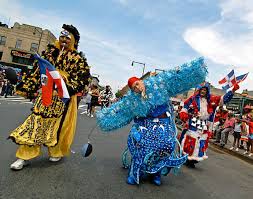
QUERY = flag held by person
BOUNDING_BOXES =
[34,54,70,106]
[236,72,249,84]
[218,69,249,91]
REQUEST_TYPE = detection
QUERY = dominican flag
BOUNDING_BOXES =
[219,69,249,91]
[218,70,236,84]
[34,54,70,106]
[236,73,249,83]
[218,70,237,90]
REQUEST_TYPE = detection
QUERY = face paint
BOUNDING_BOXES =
[60,30,71,39]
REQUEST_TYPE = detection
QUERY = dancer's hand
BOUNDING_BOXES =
[232,83,239,93]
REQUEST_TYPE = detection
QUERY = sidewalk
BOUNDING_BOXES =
[209,134,253,164]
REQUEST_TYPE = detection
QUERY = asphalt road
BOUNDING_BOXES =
[0,97,252,199]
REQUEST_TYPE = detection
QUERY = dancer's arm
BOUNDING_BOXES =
[153,57,207,97]
[97,57,208,132]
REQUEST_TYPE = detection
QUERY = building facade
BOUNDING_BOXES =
[0,22,56,71]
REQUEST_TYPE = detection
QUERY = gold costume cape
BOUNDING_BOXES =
[9,44,90,160]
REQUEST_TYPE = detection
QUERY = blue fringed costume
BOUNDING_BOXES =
[96,57,208,185]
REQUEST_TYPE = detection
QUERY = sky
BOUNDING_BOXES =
[0,0,252,92]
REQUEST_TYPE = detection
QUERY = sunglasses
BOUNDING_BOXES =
[60,30,71,39]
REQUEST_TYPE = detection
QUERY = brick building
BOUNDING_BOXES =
[0,22,56,71]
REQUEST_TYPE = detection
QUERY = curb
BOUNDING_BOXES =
[209,141,253,165]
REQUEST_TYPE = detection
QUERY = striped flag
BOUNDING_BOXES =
[34,54,70,106]
[236,72,249,83]
[218,70,236,84]
[218,70,237,90]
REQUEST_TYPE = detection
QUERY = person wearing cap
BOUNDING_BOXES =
[179,82,239,168]
[97,57,207,186]
[8,24,90,170]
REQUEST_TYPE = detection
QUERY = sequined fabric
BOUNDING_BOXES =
[122,105,187,184]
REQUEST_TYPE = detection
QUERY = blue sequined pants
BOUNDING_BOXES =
[123,118,187,184]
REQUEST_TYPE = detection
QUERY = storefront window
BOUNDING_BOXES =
[0,36,6,45]
[12,56,33,65]
[15,39,22,49]
[30,43,39,52]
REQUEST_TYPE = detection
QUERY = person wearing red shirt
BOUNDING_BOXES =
[241,114,253,157]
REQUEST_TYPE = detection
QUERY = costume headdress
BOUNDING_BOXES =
[55,24,80,51]
[62,24,80,50]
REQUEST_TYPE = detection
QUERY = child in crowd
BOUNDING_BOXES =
[230,118,242,151]
[240,121,248,149]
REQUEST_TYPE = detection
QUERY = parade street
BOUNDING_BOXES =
[0,99,253,199]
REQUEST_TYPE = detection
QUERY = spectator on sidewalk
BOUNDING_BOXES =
[240,120,248,149]
[216,113,235,147]
[213,106,228,138]
[89,85,99,118]
[242,114,253,157]
[82,91,91,115]
[230,118,242,151]
[1,80,7,96]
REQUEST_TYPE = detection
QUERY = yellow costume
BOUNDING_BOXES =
[9,24,90,160]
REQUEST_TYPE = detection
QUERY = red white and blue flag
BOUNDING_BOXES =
[236,72,249,84]
[218,70,236,90]
[219,69,249,91]
[34,54,70,106]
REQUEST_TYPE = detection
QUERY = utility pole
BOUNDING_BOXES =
[131,61,146,76]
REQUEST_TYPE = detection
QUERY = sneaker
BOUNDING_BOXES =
[49,157,62,162]
[153,175,161,186]
[235,148,239,152]
[249,153,253,157]
[10,159,28,170]
[229,147,234,150]
[90,114,94,118]
[243,151,248,155]
[127,176,136,185]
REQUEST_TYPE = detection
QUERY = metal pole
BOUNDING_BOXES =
[142,64,146,76]
[241,97,245,117]
[132,61,146,77]
[37,29,43,53]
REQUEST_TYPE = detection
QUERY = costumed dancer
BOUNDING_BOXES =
[96,58,207,185]
[9,24,90,170]
[179,82,239,168]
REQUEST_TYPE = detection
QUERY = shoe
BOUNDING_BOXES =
[249,153,253,157]
[243,151,248,155]
[229,147,234,150]
[91,114,94,118]
[127,176,136,185]
[235,148,239,152]
[49,157,62,162]
[153,175,161,186]
[10,159,28,170]
[189,162,196,168]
